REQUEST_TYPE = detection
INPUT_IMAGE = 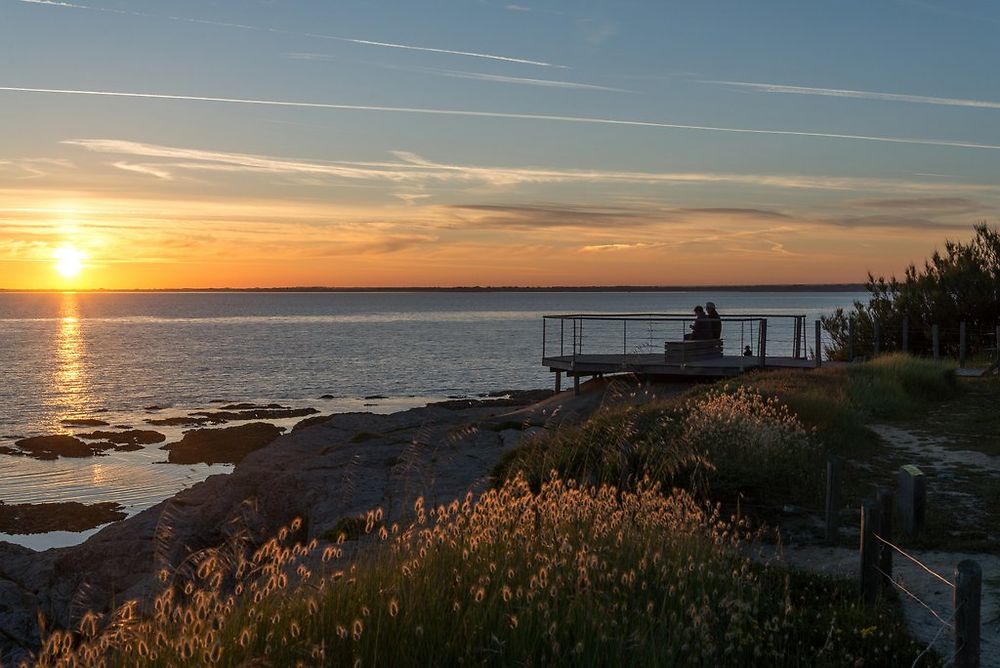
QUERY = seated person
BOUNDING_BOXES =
[684,306,713,340]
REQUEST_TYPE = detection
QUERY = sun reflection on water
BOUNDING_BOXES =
[54,292,89,422]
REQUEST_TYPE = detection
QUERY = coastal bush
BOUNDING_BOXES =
[821,224,1000,360]
[32,475,935,667]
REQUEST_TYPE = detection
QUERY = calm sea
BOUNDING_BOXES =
[0,290,862,548]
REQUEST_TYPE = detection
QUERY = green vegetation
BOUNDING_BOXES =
[845,354,959,419]
[34,477,934,667]
[822,224,1000,360]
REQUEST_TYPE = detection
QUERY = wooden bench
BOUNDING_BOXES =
[664,339,723,363]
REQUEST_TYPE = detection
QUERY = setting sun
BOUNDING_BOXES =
[53,246,85,279]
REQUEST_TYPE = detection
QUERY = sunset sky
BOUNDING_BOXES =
[2,0,999,289]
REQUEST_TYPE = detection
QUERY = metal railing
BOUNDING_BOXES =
[542,313,809,363]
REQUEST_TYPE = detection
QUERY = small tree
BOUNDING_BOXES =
[822,224,1000,360]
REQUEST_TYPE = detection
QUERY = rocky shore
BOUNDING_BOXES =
[0,385,633,665]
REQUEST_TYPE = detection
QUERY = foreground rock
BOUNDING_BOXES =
[160,422,285,465]
[0,382,640,665]
[190,407,319,422]
[0,502,126,534]
[11,435,114,460]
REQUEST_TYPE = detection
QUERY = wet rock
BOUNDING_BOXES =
[0,501,126,534]
[13,435,113,459]
[429,389,554,411]
[59,418,110,428]
[161,422,285,465]
[363,394,389,400]
[145,416,213,427]
[113,425,133,430]
[77,430,166,446]
[319,394,335,399]
[143,405,164,411]
[114,443,145,452]
[0,446,25,457]
[190,407,318,422]
[219,403,286,410]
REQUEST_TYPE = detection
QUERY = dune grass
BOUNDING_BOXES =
[845,354,959,419]
[32,476,935,667]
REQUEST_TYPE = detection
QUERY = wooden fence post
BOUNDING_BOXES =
[902,318,909,354]
[554,371,562,393]
[932,324,940,360]
[876,486,894,585]
[860,500,881,606]
[954,559,982,668]
[848,318,856,361]
[814,320,822,368]
[825,455,842,543]
[960,321,967,368]
[996,324,1000,368]
[873,320,881,357]
[897,465,926,536]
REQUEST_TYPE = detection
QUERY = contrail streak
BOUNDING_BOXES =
[17,0,565,68]
[704,80,1000,111]
[3,85,1000,152]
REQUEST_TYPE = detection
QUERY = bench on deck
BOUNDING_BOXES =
[664,339,724,363]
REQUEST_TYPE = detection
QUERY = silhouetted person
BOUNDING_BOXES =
[706,301,722,339]
[685,306,712,340]
[743,345,753,357]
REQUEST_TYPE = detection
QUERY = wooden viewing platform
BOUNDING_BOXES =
[542,313,828,393]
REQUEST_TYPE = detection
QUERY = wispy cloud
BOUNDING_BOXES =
[63,138,1000,195]
[7,86,1000,153]
[18,0,565,68]
[704,80,1000,111]
[111,161,174,180]
[286,54,625,91]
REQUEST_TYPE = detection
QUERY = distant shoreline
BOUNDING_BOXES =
[0,284,866,294]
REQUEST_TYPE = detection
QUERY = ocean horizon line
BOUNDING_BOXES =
[0,283,866,294]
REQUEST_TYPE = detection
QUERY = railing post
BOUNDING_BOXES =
[873,320,881,357]
[814,320,822,368]
[954,560,981,668]
[860,500,881,606]
[793,317,801,359]
[901,318,909,354]
[848,317,855,361]
[825,455,841,543]
[560,318,564,357]
[932,324,940,360]
[876,486,894,585]
[959,321,967,368]
[758,319,767,369]
[622,319,627,369]
[542,317,547,363]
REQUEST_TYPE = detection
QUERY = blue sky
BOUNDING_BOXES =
[2,0,999,287]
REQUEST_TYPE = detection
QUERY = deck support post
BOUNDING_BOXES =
[573,373,580,396]
[814,320,822,368]
[959,321,967,368]
[554,371,562,393]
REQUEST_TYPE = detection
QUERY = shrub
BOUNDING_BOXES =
[32,476,935,667]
